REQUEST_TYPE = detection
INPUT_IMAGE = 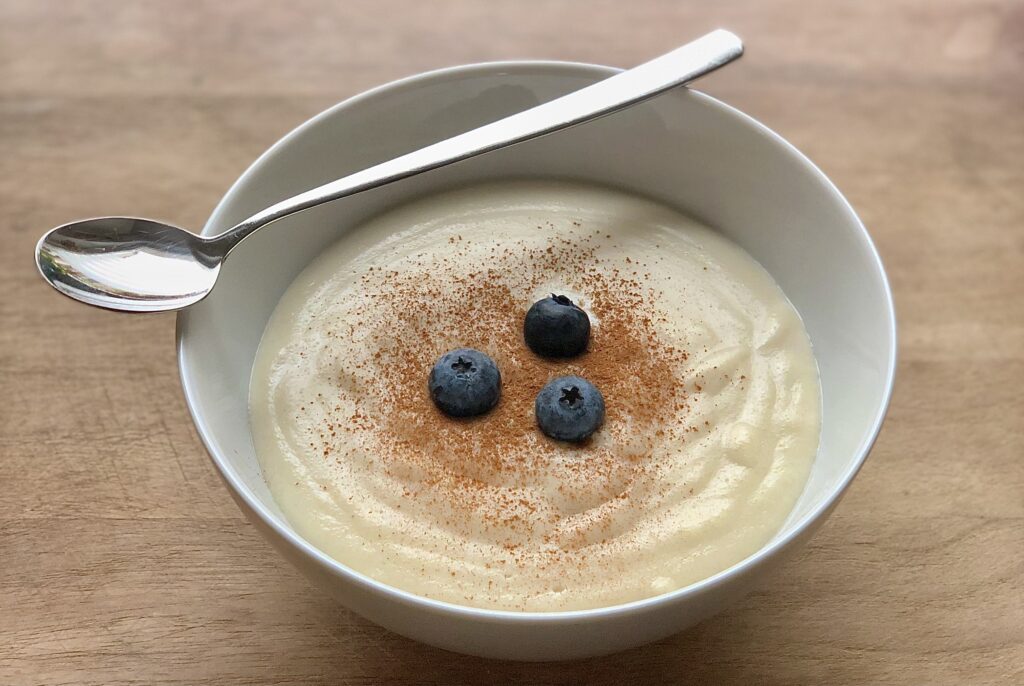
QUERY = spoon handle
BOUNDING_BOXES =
[219,29,743,250]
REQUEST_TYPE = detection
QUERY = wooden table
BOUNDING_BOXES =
[2,1,1021,683]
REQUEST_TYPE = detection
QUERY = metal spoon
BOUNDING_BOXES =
[35,30,742,313]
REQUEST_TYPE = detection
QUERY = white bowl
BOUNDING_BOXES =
[177,61,896,661]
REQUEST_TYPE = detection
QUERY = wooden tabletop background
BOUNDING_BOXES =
[2,1,1022,684]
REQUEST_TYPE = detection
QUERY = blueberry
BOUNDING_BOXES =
[535,375,605,442]
[523,294,590,358]
[428,348,501,417]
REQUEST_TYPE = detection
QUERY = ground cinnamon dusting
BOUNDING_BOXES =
[305,223,702,573]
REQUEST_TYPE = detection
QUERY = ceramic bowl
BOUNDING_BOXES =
[177,61,896,660]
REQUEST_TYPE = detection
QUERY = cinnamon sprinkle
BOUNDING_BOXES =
[308,224,699,563]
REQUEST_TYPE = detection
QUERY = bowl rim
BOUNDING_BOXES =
[177,59,897,622]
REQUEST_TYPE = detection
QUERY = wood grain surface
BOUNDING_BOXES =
[1,1,1022,683]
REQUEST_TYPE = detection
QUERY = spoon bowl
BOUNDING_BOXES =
[36,217,222,312]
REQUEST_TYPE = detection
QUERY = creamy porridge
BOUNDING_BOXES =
[250,181,820,611]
